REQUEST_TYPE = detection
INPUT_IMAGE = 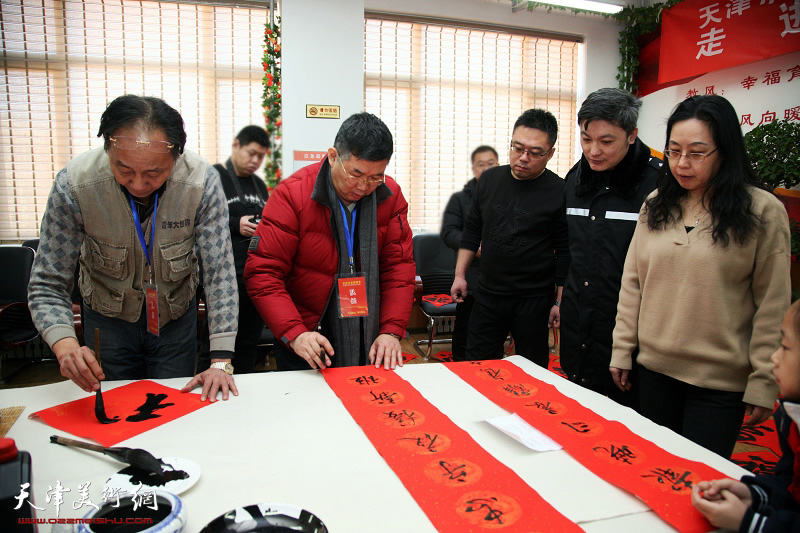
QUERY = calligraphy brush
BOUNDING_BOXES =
[93,328,119,424]
[50,435,167,475]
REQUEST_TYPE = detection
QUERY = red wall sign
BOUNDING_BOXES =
[659,0,800,84]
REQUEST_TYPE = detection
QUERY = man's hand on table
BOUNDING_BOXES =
[369,333,403,370]
[289,331,334,369]
[181,361,238,402]
[53,337,104,393]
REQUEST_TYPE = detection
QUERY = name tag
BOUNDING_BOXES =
[145,283,160,336]
[337,275,368,318]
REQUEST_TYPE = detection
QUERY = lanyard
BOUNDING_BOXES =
[338,200,358,273]
[129,193,158,266]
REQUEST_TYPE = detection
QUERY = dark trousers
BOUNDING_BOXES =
[638,365,745,459]
[197,282,265,374]
[451,295,475,362]
[465,289,551,368]
[83,299,197,380]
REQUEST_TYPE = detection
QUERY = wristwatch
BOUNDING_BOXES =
[554,300,562,307]
[210,361,234,375]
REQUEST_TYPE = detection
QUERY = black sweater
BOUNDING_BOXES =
[215,160,268,280]
[460,165,569,297]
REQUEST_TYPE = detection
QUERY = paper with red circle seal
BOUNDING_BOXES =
[29,380,210,447]
[446,360,729,533]
[323,366,581,532]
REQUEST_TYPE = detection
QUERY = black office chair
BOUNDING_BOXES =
[412,233,457,361]
[0,245,42,382]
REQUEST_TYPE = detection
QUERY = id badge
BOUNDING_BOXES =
[337,273,368,318]
[145,283,160,336]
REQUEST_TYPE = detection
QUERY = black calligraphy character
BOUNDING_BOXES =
[642,468,693,491]
[593,444,637,464]
[528,401,558,414]
[439,461,468,482]
[502,384,530,396]
[369,391,398,405]
[561,421,592,433]
[126,393,175,422]
[384,410,419,427]
[464,497,504,525]
[483,368,505,380]
[737,424,775,444]
[732,454,777,476]
[354,375,380,385]
[398,433,439,452]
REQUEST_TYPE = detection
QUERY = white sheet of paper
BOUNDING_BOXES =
[486,412,562,451]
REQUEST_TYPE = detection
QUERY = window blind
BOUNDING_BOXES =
[0,0,269,243]
[364,16,581,232]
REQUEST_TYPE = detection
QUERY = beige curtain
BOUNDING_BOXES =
[0,0,269,243]
[364,15,581,232]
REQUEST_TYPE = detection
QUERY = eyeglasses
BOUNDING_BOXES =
[337,157,384,186]
[510,143,552,159]
[663,148,717,163]
[110,136,175,154]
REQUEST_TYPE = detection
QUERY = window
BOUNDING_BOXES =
[364,16,581,232]
[0,0,269,243]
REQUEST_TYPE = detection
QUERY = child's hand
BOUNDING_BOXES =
[692,480,750,530]
[695,478,752,504]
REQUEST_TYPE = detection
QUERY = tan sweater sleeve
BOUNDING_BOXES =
[610,212,646,371]
[743,192,791,408]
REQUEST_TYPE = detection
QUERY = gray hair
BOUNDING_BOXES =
[577,88,641,136]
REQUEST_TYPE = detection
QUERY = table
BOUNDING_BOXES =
[1,356,748,532]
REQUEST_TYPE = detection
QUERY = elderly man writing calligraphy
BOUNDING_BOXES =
[28,94,239,401]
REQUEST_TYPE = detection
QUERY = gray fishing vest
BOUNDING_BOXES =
[69,147,206,326]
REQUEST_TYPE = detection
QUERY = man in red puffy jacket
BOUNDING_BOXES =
[244,113,415,371]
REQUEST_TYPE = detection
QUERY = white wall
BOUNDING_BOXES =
[638,51,800,150]
[281,0,366,169]
[281,0,623,167]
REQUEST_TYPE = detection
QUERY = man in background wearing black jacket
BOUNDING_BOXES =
[440,145,498,361]
[199,125,270,374]
[560,88,661,407]
[451,110,569,367]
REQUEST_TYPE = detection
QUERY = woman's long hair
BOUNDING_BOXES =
[646,95,764,245]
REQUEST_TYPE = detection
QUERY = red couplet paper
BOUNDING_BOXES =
[30,380,210,447]
[447,360,728,533]
[323,366,582,532]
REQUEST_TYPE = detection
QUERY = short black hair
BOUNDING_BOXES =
[235,125,270,148]
[471,145,498,164]
[334,112,393,162]
[577,88,641,135]
[513,109,558,147]
[97,95,186,158]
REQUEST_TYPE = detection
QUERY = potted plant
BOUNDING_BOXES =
[744,119,800,292]
[744,119,800,191]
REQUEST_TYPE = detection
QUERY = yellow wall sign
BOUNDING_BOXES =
[306,105,340,119]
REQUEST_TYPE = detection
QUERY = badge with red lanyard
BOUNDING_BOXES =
[130,193,160,336]
[336,200,368,318]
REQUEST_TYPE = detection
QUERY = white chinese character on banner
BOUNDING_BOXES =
[72,482,99,511]
[726,0,751,16]
[699,3,723,27]
[45,481,71,518]
[780,0,800,36]
[696,27,727,58]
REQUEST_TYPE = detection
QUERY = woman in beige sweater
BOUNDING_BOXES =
[609,95,791,459]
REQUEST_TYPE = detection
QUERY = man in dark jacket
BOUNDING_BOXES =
[440,145,498,361]
[244,113,415,371]
[451,110,569,367]
[560,88,661,406]
[198,126,270,374]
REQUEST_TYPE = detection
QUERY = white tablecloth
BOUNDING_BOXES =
[1,356,748,532]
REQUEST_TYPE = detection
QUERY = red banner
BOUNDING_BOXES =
[322,366,582,532]
[659,0,800,84]
[447,360,730,533]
